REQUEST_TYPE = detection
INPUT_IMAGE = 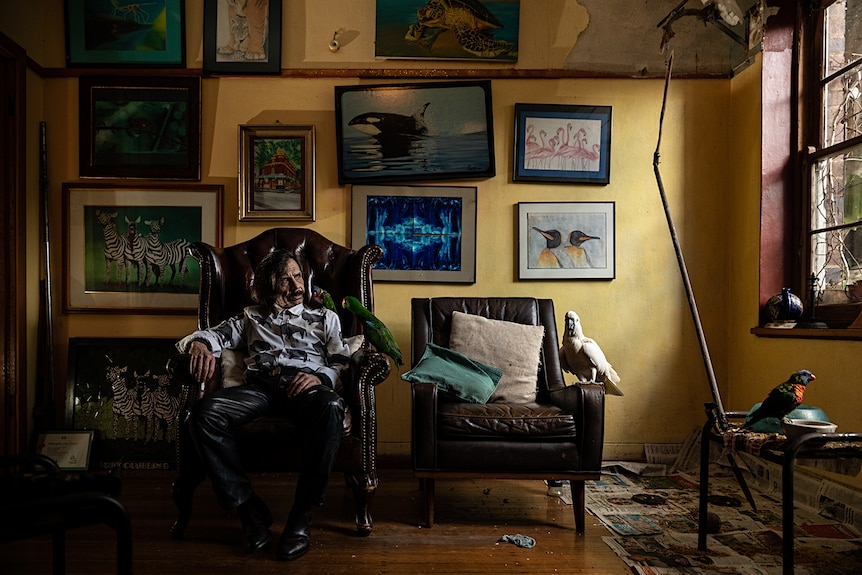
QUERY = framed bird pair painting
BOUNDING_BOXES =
[518,202,615,280]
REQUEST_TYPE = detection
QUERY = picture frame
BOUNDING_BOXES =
[63,182,222,313]
[79,76,202,180]
[203,0,282,75]
[66,337,184,470]
[375,0,519,62]
[513,103,612,185]
[351,184,477,283]
[518,202,615,280]
[335,81,495,185]
[238,124,316,221]
[65,0,186,67]
[36,431,94,471]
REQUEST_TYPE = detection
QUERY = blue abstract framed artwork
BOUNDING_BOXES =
[513,103,612,185]
[518,202,615,280]
[351,185,477,283]
[65,0,186,67]
[335,81,495,185]
[375,0,519,62]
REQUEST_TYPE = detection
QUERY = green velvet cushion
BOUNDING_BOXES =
[401,343,503,403]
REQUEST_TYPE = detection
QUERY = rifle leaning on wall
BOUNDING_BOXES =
[33,120,56,432]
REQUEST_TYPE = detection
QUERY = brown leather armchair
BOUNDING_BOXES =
[410,297,605,533]
[167,228,391,538]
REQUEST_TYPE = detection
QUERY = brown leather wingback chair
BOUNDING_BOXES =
[167,228,391,538]
[410,297,605,533]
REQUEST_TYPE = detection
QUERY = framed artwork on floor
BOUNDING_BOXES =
[351,184,477,283]
[66,338,183,470]
[335,81,495,185]
[513,103,612,185]
[203,0,282,74]
[63,182,222,313]
[238,124,316,221]
[65,0,186,67]
[518,202,615,280]
[78,76,202,180]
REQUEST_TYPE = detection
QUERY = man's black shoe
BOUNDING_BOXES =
[276,508,311,561]
[237,493,272,553]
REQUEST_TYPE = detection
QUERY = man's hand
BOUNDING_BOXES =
[188,340,216,383]
[284,372,323,398]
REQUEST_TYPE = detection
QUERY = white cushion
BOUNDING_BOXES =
[448,311,545,403]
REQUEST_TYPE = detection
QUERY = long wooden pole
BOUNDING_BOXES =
[652,54,727,430]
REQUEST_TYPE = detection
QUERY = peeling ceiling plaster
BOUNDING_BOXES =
[565,0,763,77]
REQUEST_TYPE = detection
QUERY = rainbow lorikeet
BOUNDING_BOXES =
[742,370,816,430]
[341,295,403,367]
[311,286,338,313]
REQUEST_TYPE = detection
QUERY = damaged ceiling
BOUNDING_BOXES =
[565,0,765,77]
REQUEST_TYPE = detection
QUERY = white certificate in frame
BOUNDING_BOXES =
[36,431,94,471]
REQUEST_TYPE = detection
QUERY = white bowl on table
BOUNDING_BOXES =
[782,419,838,440]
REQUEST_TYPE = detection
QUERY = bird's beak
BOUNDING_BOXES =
[565,317,574,332]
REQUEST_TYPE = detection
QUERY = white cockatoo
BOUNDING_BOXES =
[559,310,623,396]
[701,0,744,27]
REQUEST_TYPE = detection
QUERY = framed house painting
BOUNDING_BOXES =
[65,0,186,67]
[513,103,612,185]
[66,337,184,470]
[78,76,202,179]
[238,124,316,221]
[518,202,615,280]
[63,182,222,313]
[335,81,495,185]
[203,0,282,74]
[375,0,519,62]
[351,184,477,283]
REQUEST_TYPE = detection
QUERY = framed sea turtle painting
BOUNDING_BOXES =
[335,80,495,185]
[375,0,519,62]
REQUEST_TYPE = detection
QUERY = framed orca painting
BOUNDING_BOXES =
[334,81,496,185]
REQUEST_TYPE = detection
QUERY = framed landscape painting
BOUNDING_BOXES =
[63,183,222,313]
[351,184,477,283]
[79,76,201,179]
[335,81,495,185]
[65,0,186,67]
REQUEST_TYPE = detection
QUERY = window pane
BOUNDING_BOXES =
[810,141,862,303]
[824,0,862,78]
[823,1,862,147]
[823,70,862,147]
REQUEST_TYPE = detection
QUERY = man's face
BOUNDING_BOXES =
[275,258,305,308]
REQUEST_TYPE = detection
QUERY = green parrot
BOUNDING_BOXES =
[742,369,816,430]
[311,286,338,313]
[342,295,403,367]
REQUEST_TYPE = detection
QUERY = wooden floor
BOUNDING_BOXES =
[1,468,630,574]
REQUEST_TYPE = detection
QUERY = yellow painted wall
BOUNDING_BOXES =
[5,3,861,469]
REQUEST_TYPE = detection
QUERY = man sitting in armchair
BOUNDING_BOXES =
[176,250,351,562]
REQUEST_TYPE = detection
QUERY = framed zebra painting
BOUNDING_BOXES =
[66,338,182,471]
[63,183,222,313]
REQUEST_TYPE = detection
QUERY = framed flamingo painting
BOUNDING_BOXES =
[513,103,612,185]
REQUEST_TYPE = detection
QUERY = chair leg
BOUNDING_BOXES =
[52,528,64,575]
[345,471,377,536]
[423,478,435,527]
[170,474,203,539]
[571,480,586,534]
